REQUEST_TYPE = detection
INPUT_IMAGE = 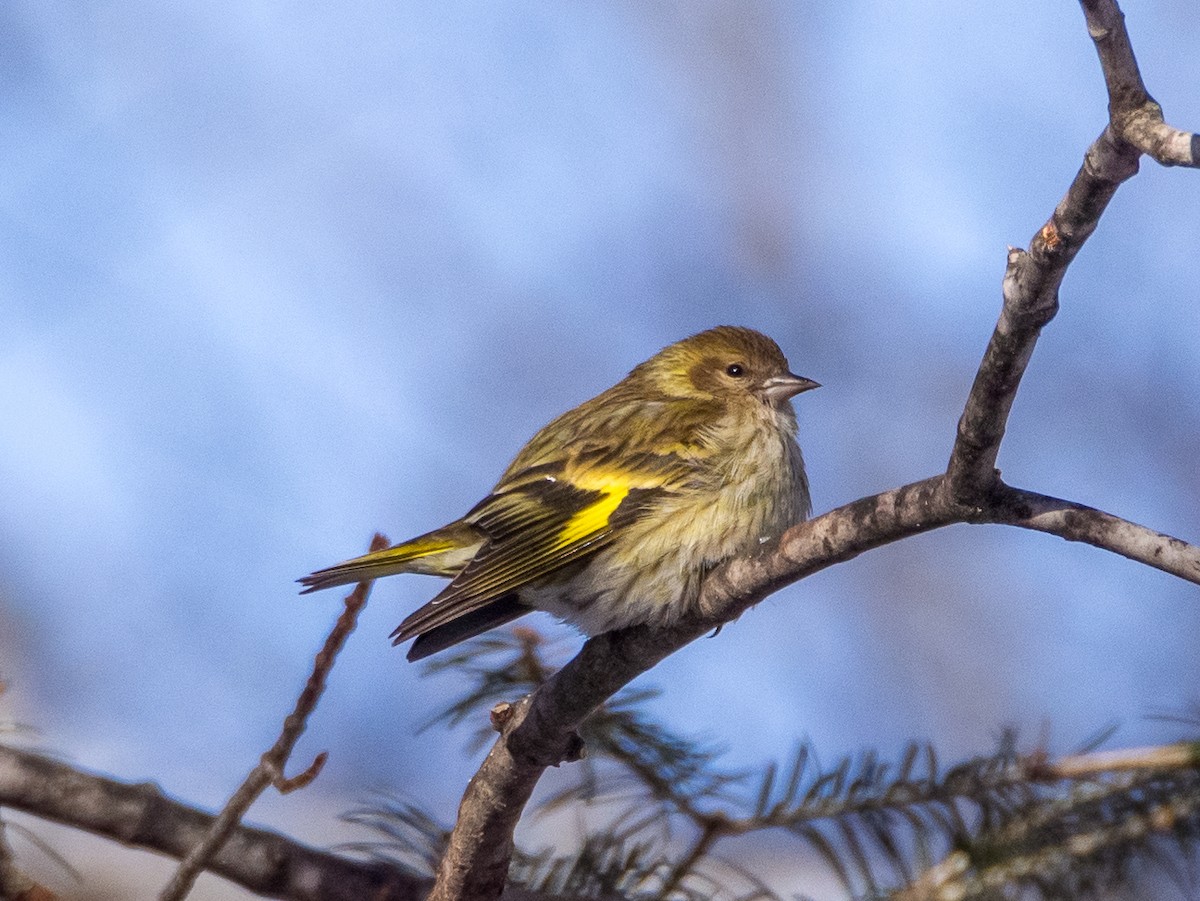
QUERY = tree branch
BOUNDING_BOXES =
[0,745,592,901]
[0,745,424,901]
[429,476,963,900]
[427,2,1199,897]
[946,127,1139,501]
[994,486,1200,585]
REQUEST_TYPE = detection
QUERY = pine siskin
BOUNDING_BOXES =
[300,326,818,661]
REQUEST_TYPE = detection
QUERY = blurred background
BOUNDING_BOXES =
[1,0,1198,897]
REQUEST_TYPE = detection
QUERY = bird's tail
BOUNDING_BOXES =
[298,521,481,593]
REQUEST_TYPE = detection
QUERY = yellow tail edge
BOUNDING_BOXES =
[298,532,469,594]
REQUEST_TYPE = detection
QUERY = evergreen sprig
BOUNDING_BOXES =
[345,628,1200,901]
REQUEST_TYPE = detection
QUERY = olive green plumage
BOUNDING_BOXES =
[300,326,819,661]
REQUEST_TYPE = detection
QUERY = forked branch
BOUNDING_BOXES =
[1080,0,1199,168]
[428,2,1200,898]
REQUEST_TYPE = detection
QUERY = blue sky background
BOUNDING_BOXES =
[1,1,1198,897]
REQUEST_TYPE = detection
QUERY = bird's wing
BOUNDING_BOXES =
[390,453,689,646]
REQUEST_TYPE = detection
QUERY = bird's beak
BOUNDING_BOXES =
[761,373,821,402]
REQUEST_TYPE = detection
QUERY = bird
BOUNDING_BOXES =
[300,326,819,661]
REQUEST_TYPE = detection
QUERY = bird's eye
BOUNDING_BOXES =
[725,363,745,378]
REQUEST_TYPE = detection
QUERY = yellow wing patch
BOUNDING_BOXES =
[554,485,630,549]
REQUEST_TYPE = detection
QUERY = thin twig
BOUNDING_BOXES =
[157,533,389,901]
[598,705,1198,847]
[1029,741,1200,781]
[653,816,723,900]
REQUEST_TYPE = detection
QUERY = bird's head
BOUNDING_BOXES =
[632,326,820,409]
